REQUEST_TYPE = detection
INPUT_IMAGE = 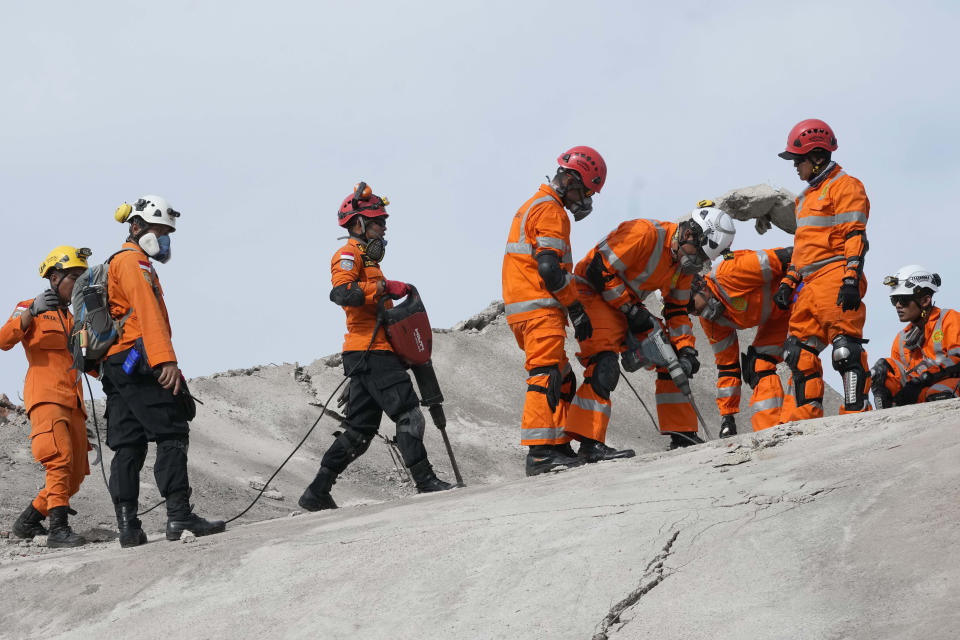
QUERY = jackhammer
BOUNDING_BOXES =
[379,285,466,486]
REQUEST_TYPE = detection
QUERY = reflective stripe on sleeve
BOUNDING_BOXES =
[797,211,868,228]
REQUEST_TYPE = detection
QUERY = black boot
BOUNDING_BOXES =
[47,506,86,548]
[409,459,454,493]
[525,444,584,477]
[668,432,705,450]
[578,438,636,463]
[115,502,148,548]
[164,490,226,541]
[298,468,339,512]
[12,503,48,539]
[719,415,738,438]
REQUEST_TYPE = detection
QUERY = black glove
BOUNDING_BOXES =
[836,278,862,311]
[677,346,700,377]
[894,379,922,406]
[624,304,654,333]
[567,301,593,342]
[30,289,60,316]
[773,283,794,311]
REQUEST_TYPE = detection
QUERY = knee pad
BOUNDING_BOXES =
[528,365,562,412]
[397,407,426,440]
[832,335,869,410]
[336,428,374,460]
[156,436,189,455]
[588,352,620,400]
[782,336,822,406]
[741,346,778,389]
[114,443,148,468]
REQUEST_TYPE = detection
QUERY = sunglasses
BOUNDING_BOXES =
[890,295,915,307]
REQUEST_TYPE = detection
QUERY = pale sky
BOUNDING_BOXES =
[2,1,959,401]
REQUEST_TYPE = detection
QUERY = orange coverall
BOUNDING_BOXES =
[0,300,90,514]
[875,307,960,403]
[699,249,790,431]
[331,237,394,353]
[106,242,178,367]
[564,219,696,441]
[780,164,871,420]
[502,185,579,446]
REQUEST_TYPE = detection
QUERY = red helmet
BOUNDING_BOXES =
[337,182,390,228]
[778,119,838,159]
[557,146,607,193]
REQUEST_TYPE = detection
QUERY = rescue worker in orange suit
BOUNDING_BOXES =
[566,204,737,452]
[299,183,453,511]
[1,246,93,547]
[502,147,607,476]
[871,265,960,406]
[689,247,793,437]
[773,119,872,420]
[104,196,224,547]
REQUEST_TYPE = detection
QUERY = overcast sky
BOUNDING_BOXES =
[2,1,958,404]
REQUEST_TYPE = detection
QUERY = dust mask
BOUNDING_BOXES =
[139,233,172,264]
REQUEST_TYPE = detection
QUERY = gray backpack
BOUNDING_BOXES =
[69,249,136,374]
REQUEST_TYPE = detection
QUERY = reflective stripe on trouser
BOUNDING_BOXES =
[28,402,91,514]
[748,312,789,431]
[782,266,869,421]
[510,313,572,446]
[920,378,960,401]
[703,321,741,415]
[565,361,612,442]
[655,375,697,433]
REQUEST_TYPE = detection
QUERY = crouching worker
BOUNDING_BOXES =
[104,196,224,547]
[299,184,453,512]
[1,246,93,547]
[871,265,960,407]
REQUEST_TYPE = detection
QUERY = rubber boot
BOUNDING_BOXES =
[115,502,148,548]
[668,432,705,450]
[47,506,86,548]
[719,415,738,438]
[409,459,454,493]
[578,438,636,463]
[164,490,226,541]
[298,468,339,512]
[525,444,584,477]
[12,503,48,539]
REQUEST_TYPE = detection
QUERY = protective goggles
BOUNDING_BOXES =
[890,295,915,307]
[557,168,594,197]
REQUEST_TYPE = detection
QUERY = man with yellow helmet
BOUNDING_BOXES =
[1,245,93,548]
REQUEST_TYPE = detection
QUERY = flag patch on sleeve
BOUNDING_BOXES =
[340,252,355,270]
[138,261,153,273]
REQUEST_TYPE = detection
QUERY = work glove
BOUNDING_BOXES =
[893,379,922,406]
[773,283,794,311]
[677,346,700,377]
[30,289,60,316]
[566,301,593,342]
[624,304,654,334]
[836,278,862,311]
[383,280,410,298]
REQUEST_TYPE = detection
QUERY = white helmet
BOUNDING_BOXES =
[884,264,941,296]
[687,204,736,261]
[121,195,180,230]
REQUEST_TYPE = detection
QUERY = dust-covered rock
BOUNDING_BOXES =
[714,184,797,234]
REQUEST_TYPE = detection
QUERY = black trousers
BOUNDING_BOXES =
[320,350,428,474]
[101,349,190,506]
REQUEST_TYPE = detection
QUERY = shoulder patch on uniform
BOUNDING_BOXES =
[137,260,152,273]
[729,296,748,312]
[670,272,680,287]
[340,258,355,270]
[932,329,944,343]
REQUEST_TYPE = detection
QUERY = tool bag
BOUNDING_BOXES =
[69,249,136,375]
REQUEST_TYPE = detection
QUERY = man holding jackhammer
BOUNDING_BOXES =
[103,196,224,547]
[298,183,453,511]
[565,203,736,451]
[502,147,606,476]
[871,265,960,407]
[1,246,93,547]
[688,247,793,437]
[773,119,872,419]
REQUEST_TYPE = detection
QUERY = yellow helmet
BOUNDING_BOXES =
[38,246,92,278]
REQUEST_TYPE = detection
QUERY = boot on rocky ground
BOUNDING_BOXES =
[719,415,738,438]
[298,467,339,512]
[669,432,705,450]
[115,502,148,548]
[12,503,48,539]
[409,459,454,493]
[164,490,226,541]
[578,438,636,463]
[47,506,86,548]
[525,444,584,477]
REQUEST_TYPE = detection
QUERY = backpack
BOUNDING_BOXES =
[69,248,137,375]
